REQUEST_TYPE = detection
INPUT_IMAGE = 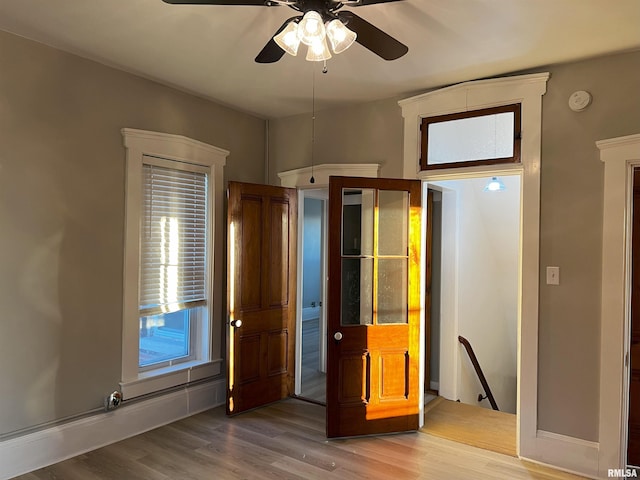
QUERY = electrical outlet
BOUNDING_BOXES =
[546,266,560,285]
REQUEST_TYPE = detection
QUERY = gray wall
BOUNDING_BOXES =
[268,50,640,442]
[0,30,265,436]
[537,50,640,440]
[267,96,404,185]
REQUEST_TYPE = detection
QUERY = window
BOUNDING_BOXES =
[420,104,521,171]
[121,129,228,399]
[138,161,208,370]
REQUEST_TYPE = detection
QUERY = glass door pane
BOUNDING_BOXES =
[340,187,410,326]
[341,188,375,326]
[378,190,409,256]
[377,258,408,324]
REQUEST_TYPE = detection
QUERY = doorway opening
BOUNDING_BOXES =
[423,174,521,456]
[296,189,328,404]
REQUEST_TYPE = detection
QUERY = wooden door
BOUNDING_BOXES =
[628,169,640,465]
[227,182,297,415]
[326,176,422,437]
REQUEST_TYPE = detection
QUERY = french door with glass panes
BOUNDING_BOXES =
[326,176,422,437]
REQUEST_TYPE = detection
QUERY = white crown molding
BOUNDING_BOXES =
[398,72,550,111]
[597,133,640,158]
[122,128,229,167]
[278,163,380,188]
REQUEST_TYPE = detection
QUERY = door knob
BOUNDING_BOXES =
[231,319,242,328]
[334,331,343,341]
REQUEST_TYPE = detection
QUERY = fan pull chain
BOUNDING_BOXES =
[310,67,316,184]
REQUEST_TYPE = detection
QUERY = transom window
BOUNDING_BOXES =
[420,104,521,170]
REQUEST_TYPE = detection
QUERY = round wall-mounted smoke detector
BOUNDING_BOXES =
[568,90,592,112]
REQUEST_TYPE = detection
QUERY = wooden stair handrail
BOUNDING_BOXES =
[458,335,499,411]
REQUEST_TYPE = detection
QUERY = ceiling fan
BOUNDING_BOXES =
[161,0,408,63]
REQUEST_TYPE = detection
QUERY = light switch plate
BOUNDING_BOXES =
[546,266,560,285]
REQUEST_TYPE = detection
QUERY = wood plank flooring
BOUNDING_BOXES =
[300,318,325,403]
[423,397,517,457]
[13,398,586,480]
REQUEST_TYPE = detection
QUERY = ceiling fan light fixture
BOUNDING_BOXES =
[326,19,357,54]
[274,21,301,56]
[306,37,332,62]
[297,10,326,46]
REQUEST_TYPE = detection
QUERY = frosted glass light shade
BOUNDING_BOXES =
[306,37,332,61]
[326,19,357,54]
[297,11,326,46]
[274,21,301,56]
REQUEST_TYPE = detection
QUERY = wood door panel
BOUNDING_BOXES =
[338,351,370,405]
[267,330,289,376]
[379,349,409,401]
[238,334,261,384]
[240,195,263,310]
[227,182,297,416]
[268,199,290,307]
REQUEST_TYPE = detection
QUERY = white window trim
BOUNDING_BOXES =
[399,72,550,461]
[120,128,228,399]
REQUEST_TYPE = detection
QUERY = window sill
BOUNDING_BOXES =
[120,358,223,400]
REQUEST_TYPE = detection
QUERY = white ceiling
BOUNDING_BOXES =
[0,0,638,119]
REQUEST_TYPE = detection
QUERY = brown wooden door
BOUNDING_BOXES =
[227,181,297,415]
[326,176,422,437]
[628,169,640,465]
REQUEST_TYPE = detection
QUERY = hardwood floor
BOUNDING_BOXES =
[300,318,325,403]
[13,399,586,480]
[423,397,517,457]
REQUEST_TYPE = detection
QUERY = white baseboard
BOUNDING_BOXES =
[520,430,600,479]
[0,378,225,480]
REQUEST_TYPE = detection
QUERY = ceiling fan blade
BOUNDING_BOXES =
[162,0,270,5]
[255,16,300,64]
[343,0,405,6]
[338,11,408,60]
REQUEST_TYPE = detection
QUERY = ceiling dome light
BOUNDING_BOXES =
[306,37,332,62]
[297,11,326,46]
[326,19,357,54]
[274,21,301,56]
[483,176,506,192]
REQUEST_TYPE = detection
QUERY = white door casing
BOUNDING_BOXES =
[399,73,548,460]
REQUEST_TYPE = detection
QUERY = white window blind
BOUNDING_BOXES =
[140,163,208,316]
